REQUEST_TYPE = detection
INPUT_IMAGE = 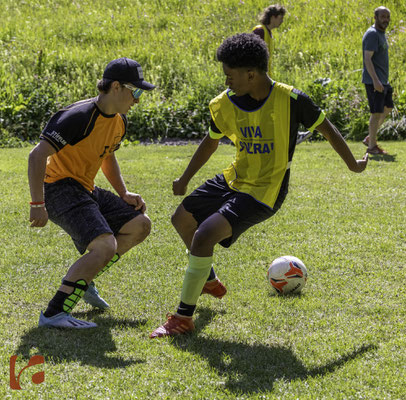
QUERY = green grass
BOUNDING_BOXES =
[1,142,405,399]
[1,0,406,142]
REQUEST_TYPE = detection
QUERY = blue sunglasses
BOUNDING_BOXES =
[122,84,144,99]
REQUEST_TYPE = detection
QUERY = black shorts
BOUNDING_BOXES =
[44,178,141,254]
[365,84,394,113]
[182,174,276,248]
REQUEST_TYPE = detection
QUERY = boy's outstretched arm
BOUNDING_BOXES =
[315,118,368,173]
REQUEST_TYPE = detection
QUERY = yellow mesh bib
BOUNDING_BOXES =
[209,82,292,208]
[253,24,274,74]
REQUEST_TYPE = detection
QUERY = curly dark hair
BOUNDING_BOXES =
[259,4,286,25]
[216,33,269,72]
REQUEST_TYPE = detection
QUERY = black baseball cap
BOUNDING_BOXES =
[103,57,155,90]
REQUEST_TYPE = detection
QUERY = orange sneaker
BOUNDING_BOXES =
[367,145,388,155]
[201,277,227,299]
[149,313,195,338]
[362,136,369,146]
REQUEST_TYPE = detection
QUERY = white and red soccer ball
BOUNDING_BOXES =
[267,256,308,295]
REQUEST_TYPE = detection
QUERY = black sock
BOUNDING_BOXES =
[207,267,216,281]
[177,301,196,317]
[43,291,69,317]
[43,279,88,317]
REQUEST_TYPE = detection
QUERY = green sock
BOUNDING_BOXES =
[62,279,88,313]
[95,253,120,279]
[187,250,216,281]
[180,255,212,306]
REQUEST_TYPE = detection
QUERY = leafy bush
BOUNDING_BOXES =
[0,77,62,143]
[379,116,406,141]
[0,0,405,145]
[305,78,370,140]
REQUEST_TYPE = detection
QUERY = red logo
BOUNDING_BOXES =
[9,355,45,390]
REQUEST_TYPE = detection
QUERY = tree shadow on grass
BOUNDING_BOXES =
[14,310,147,368]
[172,307,377,394]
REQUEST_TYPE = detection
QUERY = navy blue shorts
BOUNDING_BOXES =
[44,178,141,254]
[182,174,276,248]
[365,84,394,113]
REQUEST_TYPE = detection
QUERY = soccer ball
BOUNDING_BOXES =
[267,256,308,295]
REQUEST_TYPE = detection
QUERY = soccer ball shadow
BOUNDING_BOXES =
[266,290,305,298]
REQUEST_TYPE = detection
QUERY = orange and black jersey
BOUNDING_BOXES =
[40,98,127,192]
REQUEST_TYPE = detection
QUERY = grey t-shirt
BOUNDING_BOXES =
[362,26,389,84]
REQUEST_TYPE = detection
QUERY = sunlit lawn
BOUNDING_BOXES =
[1,141,405,399]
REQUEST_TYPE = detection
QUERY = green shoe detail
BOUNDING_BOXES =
[62,279,88,313]
[95,253,120,279]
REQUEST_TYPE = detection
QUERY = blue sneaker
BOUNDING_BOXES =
[38,312,97,328]
[83,281,110,309]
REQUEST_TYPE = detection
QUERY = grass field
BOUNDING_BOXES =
[1,142,405,399]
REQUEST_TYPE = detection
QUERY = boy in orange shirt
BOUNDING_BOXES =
[28,58,155,328]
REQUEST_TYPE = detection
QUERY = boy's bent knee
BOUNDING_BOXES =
[121,214,151,242]
[172,205,196,230]
[171,205,183,227]
[137,214,151,239]
[87,233,117,261]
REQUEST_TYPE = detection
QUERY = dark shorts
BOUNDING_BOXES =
[182,174,276,248]
[365,84,394,113]
[44,178,141,254]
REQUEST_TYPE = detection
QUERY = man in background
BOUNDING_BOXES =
[362,6,393,155]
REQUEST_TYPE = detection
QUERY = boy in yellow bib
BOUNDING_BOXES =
[150,33,368,338]
[252,4,286,76]
[252,5,311,145]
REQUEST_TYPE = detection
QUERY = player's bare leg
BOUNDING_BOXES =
[84,214,151,308]
[172,205,227,298]
[190,213,232,257]
[39,233,116,328]
[150,213,232,338]
[171,204,198,250]
[61,234,117,291]
[61,212,152,291]
[367,107,392,153]
[115,214,151,256]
